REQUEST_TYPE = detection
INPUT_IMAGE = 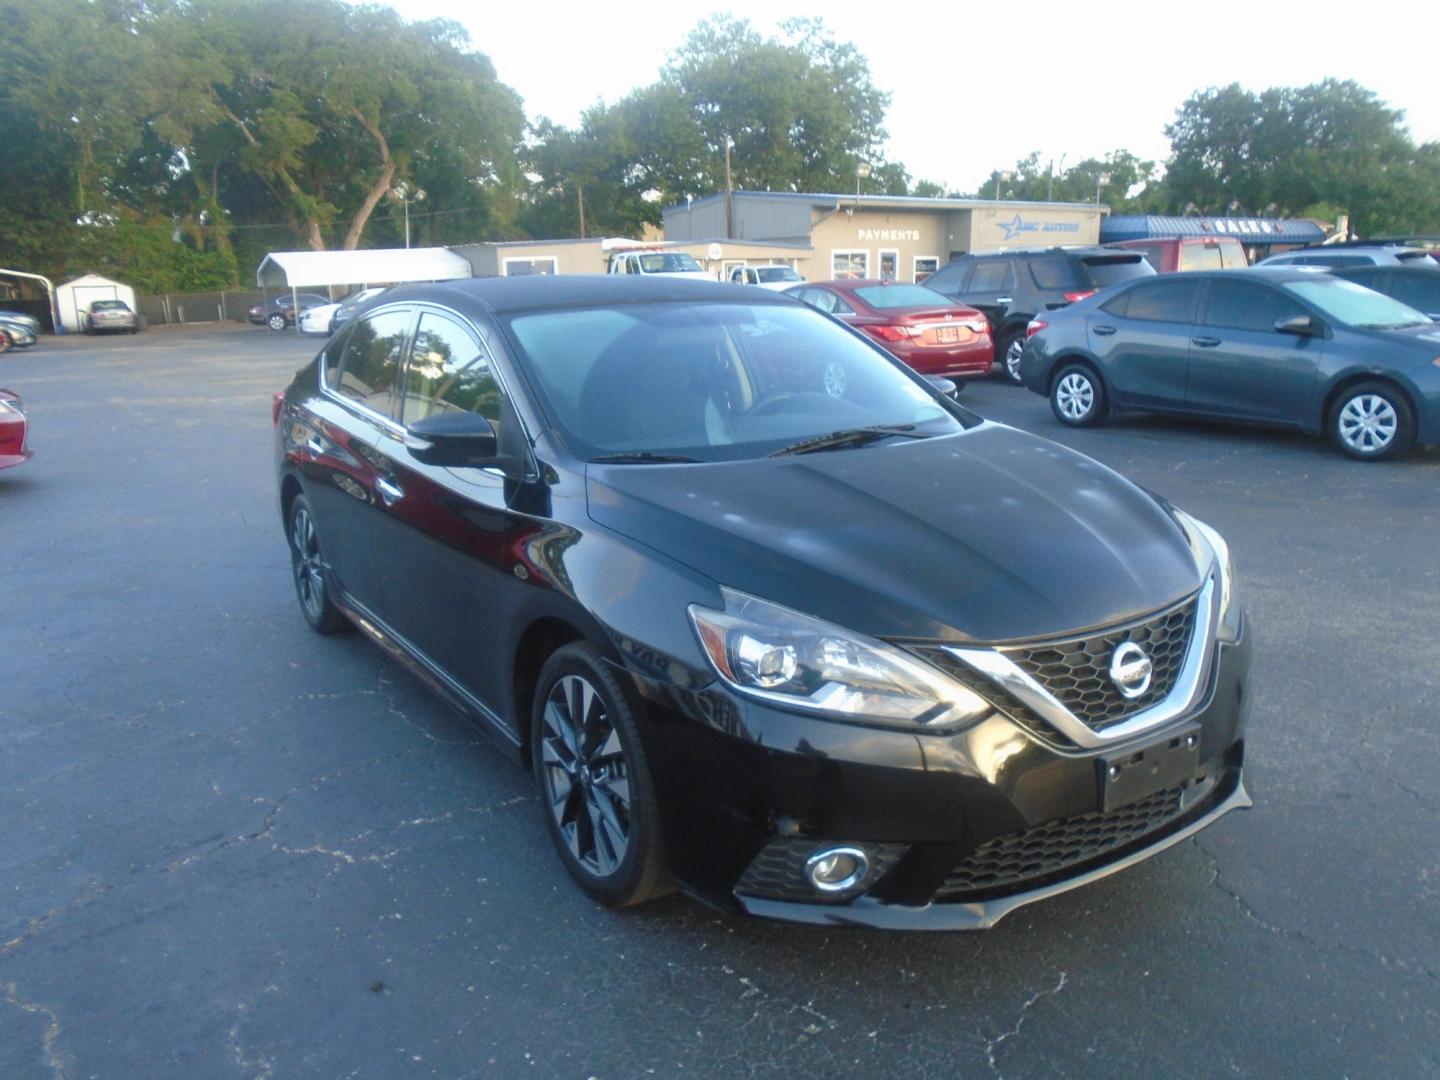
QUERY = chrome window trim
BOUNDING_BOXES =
[943,576,1218,751]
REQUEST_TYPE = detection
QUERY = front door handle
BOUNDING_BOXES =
[1192,336,1221,348]
[1092,324,1117,336]
[375,476,405,506]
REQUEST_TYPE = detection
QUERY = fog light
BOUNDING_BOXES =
[804,846,870,893]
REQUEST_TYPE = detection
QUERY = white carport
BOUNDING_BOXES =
[256,248,473,332]
[57,273,137,333]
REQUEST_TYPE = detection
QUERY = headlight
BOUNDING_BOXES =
[688,587,991,730]
[1172,509,1240,643]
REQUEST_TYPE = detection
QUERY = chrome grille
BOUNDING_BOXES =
[1002,598,1196,730]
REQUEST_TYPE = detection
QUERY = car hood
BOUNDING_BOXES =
[585,423,1203,644]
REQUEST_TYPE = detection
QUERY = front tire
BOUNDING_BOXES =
[531,643,670,907]
[1329,382,1414,461]
[286,493,349,634]
[267,313,287,332]
[1050,363,1108,427]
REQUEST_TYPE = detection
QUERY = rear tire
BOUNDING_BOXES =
[286,493,349,634]
[531,643,671,907]
[997,329,1026,384]
[1050,363,1108,427]
[1329,381,1414,461]
[267,313,287,332]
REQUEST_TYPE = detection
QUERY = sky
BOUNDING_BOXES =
[393,0,1440,194]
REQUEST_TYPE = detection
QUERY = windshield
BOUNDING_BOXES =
[638,252,703,273]
[1282,278,1432,329]
[503,302,962,462]
[755,267,801,282]
[854,285,953,310]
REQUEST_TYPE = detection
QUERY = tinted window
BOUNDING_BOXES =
[1080,254,1153,288]
[402,312,503,424]
[1304,254,1370,268]
[1201,281,1307,332]
[1381,274,1440,314]
[1119,280,1200,322]
[336,308,411,418]
[923,261,971,295]
[967,260,1014,293]
[1029,254,1084,290]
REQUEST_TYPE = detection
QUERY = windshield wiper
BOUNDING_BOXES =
[766,424,925,457]
[589,452,700,465]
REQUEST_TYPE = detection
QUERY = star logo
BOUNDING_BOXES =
[999,213,1027,241]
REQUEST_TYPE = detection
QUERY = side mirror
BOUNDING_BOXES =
[926,375,959,399]
[1275,314,1321,337]
[406,411,497,467]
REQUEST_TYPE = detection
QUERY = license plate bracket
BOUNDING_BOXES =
[935,326,959,343]
[1098,724,1201,812]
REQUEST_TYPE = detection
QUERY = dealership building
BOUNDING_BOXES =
[661,190,1108,282]
[452,191,1107,284]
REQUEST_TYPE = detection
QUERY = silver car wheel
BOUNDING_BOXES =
[1337,394,1397,454]
[823,361,847,397]
[1056,372,1094,420]
[1005,338,1025,381]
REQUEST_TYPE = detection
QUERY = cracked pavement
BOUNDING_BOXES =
[2,325,1437,1077]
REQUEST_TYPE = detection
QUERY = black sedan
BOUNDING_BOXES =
[274,276,1250,929]
[1021,268,1440,460]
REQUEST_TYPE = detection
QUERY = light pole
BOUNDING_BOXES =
[1095,172,1111,206]
[994,170,1013,201]
[390,182,426,248]
[856,161,871,200]
[1048,154,1067,201]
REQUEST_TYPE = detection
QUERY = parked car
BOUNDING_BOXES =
[729,265,804,291]
[298,288,387,335]
[606,249,714,281]
[84,299,138,334]
[0,311,40,352]
[275,275,1250,928]
[784,280,993,382]
[1329,265,1440,319]
[922,247,1154,383]
[1107,236,1248,273]
[1020,268,1440,460]
[329,286,388,332]
[1256,244,1438,269]
[249,293,330,331]
[0,389,31,470]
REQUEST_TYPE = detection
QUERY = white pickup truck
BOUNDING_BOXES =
[728,265,805,291]
[606,249,715,281]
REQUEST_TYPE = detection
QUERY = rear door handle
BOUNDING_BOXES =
[375,476,405,506]
[1093,325,1117,336]
[1192,336,1221,348]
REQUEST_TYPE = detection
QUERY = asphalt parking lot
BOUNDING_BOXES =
[3,324,1437,1079]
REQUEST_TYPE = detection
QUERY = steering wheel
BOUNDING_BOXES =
[745,392,799,417]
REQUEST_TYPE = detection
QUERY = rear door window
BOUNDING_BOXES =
[1200,280,1307,332]
[335,308,413,419]
[966,260,1014,294]
[1117,279,1201,323]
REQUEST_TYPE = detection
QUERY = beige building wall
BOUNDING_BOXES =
[967,206,1102,252]
[809,210,950,283]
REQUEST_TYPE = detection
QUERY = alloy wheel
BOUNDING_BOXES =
[1337,394,1397,455]
[823,360,847,397]
[1005,337,1025,382]
[290,506,326,621]
[1056,372,1095,420]
[539,674,631,878]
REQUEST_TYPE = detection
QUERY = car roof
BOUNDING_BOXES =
[965,246,1130,259]
[370,274,785,316]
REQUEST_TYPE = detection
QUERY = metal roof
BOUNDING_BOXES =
[664,190,1107,215]
[256,247,472,288]
[1101,215,1326,245]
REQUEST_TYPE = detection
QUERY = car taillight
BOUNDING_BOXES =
[961,318,989,334]
[1062,291,1094,303]
[1026,319,1048,338]
[868,324,923,341]
[272,392,285,426]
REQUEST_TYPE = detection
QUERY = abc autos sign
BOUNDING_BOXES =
[993,213,1082,241]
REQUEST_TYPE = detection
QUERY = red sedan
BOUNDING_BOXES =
[785,280,993,380]
[0,389,30,470]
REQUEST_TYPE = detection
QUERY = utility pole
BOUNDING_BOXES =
[725,137,734,239]
[578,185,586,239]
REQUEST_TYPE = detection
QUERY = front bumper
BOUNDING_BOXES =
[629,614,1251,930]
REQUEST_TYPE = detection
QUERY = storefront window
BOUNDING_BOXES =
[879,250,899,281]
[913,256,940,283]
[832,250,869,279]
